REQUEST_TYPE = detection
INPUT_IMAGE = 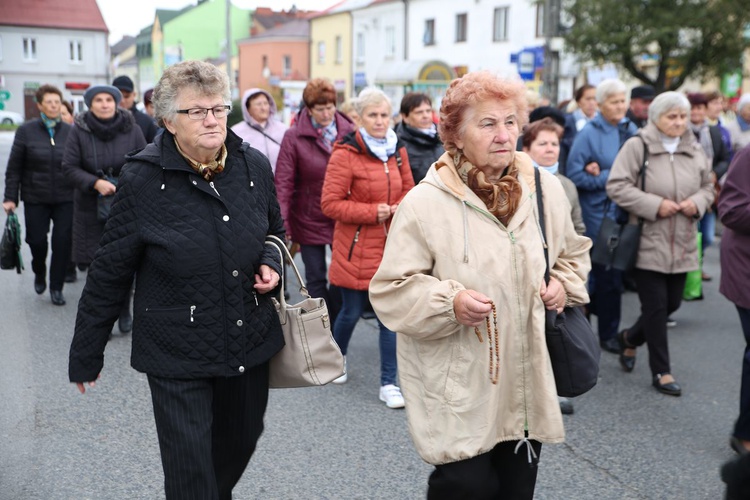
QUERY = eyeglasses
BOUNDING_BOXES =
[176,105,231,120]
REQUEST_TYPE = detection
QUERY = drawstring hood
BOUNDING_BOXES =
[425,151,537,265]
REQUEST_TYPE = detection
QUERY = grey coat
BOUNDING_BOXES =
[607,123,714,274]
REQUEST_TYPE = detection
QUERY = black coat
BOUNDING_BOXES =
[394,122,444,183]
[129,106,159,143]
[62,110,146,264]
[69,129,285,382]
[3,118,73,205]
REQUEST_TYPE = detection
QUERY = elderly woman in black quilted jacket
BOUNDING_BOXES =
[68,60,285,500]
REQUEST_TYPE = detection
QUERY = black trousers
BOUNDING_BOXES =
[147,362,269,500]
[627,269,686,376]
[24,202,73,291]
[589,263,623,343]
[427,440,542,500]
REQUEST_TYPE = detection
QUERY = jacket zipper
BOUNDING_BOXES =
[383,161,391,205]
[669,153,677,273]
[209,181,221,197]
[348,225,362,261]
[509,230,531,439]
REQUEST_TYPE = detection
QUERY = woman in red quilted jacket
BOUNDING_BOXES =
[321,87,415,408]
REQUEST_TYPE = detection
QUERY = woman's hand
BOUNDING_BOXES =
[679,199,698,218]
[540,277,566,313]
[94,179,117,196]
[254,264,280,294]
[657,199,681,218]
[2,201,16,214]
[453,289,493,327]
[584,162,600,176]
[377,203,391,223]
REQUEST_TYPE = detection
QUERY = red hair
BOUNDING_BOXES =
[438,72,527,154]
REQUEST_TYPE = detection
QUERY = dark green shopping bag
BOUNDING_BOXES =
[683,232,702,301]
[0,212,24,273]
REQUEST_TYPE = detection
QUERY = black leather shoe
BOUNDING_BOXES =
[600,337,621,354]
[730,436,749,455]
[558,397,574,415]
[34,274,47,295]
[64,270,77,283]
[653,374,681,396]
[618,330,636,372]
[50,289,65,306]
[118,311,133,334]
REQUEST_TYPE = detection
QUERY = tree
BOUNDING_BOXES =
[562,0,750,92]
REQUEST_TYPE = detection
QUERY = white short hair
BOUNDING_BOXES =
[648,91,690,123]
[353,87,391,117]
[595,79,628,104]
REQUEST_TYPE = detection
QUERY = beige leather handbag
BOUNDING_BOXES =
[265,235,345,388]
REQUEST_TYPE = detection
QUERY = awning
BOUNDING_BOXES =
[376,60,456,85]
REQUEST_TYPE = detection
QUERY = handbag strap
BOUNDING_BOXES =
[265,234,311,312]
[534,168,551,286]
[601,136,649,223]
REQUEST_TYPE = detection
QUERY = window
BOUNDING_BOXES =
[493,7,509,41]
[335,36,342,64]
[23,37,37,61]
[69,40,83,62]
[385,27,396,58]
[283,55,291,77]
[536,3,546,38]
[356,32,365,61]
[317,41,325,64]
[423,19,435,46]
[455,14,467,42]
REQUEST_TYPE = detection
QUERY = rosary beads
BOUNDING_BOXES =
[473,301,499,384]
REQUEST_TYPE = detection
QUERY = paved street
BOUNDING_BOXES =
[0,129,742,499]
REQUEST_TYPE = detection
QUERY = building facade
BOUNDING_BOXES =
[0,0,109,117]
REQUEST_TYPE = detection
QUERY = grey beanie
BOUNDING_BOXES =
[84,85,122,108]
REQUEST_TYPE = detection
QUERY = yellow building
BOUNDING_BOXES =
[309,8,353,103]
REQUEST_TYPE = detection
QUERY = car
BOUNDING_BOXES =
[0,110,24,125]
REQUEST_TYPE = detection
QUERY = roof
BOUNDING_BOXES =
[0,0,108,32]
[156,7,190,27]
[310,0,374,18]
[240,19,310,43]
[111,36,136,56]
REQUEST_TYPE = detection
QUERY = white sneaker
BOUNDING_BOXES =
[379,384,405,409]
[332,356,347,384]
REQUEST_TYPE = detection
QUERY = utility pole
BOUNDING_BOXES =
[225,0,232,93]
[542,0,561,105]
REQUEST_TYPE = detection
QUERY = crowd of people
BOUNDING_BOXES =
[4,61,750,497]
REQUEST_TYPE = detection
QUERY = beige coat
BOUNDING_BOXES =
[607,124,714,274]
[369,151,591,465]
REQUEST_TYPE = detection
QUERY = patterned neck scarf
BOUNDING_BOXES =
[453,151,522,226]
[360,127,398,162]
[174,139,228,182]
[40,113,61,144]
[312,117,337,153]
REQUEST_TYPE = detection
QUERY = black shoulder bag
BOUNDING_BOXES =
[535,168,600,397]
[590,137,648,271]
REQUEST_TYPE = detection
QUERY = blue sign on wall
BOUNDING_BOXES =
[510,46,545,81]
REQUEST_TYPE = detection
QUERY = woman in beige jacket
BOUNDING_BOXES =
[607,91,714,396]
[369,72,591,499]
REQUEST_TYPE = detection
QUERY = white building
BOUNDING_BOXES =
[0,0,110,118]
[406,0,577,103]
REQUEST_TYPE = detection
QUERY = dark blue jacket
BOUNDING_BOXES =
[566,113,637,238]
